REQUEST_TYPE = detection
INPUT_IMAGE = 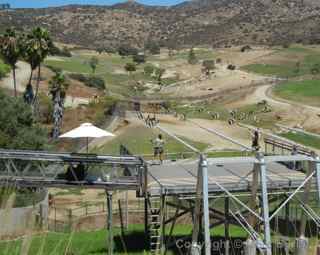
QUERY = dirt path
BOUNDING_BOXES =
[0,61,89,108]
[0,61,31,92]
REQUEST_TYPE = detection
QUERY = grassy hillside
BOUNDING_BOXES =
[273,80,320,107]
[243,46,320,78]
[280,131,320,150]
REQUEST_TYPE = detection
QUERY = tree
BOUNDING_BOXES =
[49,72,69,139]
[0,89,47,150]
[23,27,53,104]
[124,62,136,75]
[118,44,138,57]
[202,60,215,77]
[188,47,198,65]
[144,64,155,76]
[145,40,160,55]
[0,29,22,97]
[96,47,104,54]
[155,67,165,88]
[89,56,99,74]
[132,53,145,64]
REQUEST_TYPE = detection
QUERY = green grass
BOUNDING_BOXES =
[0,59,10,78]
[0,224,248,255]
[280,131,320,150]
[173,102,277,129]
[243,63,298,77]
[243,45,320,78]
[273,80,320,107]
[45,53,181,96]
[93,126,209,156]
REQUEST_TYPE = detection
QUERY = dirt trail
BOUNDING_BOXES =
[0,61,89,108]
[0,61,30,92]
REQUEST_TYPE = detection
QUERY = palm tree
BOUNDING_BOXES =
[24,27,53,104]
[0,29,21,97]
[49,71,69,139]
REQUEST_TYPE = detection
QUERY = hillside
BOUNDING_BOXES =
[1,0,320,48]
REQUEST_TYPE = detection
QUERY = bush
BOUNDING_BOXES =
[145,40,160,55]
[0,90,48,150]
[118,44,138,56]
[50,45,72,57]
[144,64,155,76]
[69,73,105,90]
[132,53,145,64]
[0,62,10,79]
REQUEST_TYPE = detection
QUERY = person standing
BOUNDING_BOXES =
[251,128,261,151]
[151,134,165,164]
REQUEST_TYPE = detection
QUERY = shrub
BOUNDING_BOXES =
[145,40,160,55]
[144,64,155,76]
[188,47,198,65]
[50,45,72,57]
[118,44,138,56]
[132,53,145,64]
[0,90,48,150]
[69,73,105,90]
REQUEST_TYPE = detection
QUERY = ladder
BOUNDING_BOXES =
[149,198,162,255]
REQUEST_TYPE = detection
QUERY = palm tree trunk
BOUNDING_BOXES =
[33,64,41,104]
[12,66,17,97]
[29,69,33,85]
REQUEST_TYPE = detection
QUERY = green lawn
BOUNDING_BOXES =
[0,59,10,79]
[273,80,320,107]
[0,224,247,255]
[280,131,320,150]
[93,126,209,156]
[242,45,320,78]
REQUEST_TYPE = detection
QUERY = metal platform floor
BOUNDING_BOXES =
[147,157,309,196]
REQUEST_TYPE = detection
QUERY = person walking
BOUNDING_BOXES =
[151,134,165,164]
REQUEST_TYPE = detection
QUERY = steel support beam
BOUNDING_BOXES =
[107,191,113,255]
[256,153,272,255]
[191,154,211,255]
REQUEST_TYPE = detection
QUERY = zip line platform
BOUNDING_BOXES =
[147,155,313,197]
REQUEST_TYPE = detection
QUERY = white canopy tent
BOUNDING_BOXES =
[59,123,114,153]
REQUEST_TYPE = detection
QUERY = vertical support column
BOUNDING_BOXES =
[144,197,149,238]
[191,154,211,255]
[160,194,166,254]
[125,191,129,229]
[257,153,272,255]
[201,155,211,255]
[314,155,320,211]
[225,197,230,255]
[191,155,204,249]
[247,158,259,252]
[106,191,113,255]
